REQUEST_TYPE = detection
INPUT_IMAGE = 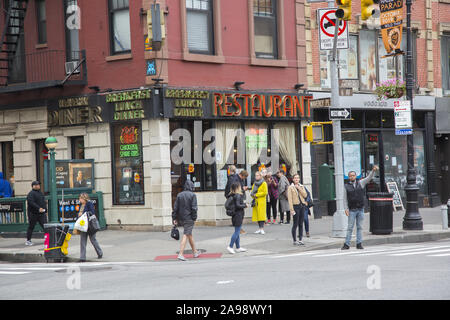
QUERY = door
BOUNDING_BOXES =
[365,132,381,192]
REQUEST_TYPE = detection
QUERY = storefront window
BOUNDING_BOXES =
[35,139,48,187]
[359,30,377,91]
[378,35,405,83]
[365,110,381,128]
[112,123,144,205]
[71,136,85,159]
[1,142,14,183]
[381,110,395,128]
[383,131,427,203]
[342,110,363,128]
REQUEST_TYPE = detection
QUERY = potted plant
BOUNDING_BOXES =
[375,78,406,100]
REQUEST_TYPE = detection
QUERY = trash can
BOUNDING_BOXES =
[368,192,394,235]
[44,223,70,263]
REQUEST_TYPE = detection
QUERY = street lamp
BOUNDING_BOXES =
[45,137,58,223]
[403,0,423,230]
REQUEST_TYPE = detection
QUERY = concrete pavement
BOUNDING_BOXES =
[1,206,449,263]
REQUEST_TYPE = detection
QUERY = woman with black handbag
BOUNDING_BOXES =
[226,182,248,254]
[78,193,103,262]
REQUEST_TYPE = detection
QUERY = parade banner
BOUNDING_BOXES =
[380,0,403,54]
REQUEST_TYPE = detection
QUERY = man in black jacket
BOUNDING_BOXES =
[342,166,378,250]
[172,180,199,261]
[26,181,48,246]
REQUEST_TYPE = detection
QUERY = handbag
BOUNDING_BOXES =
[305,187,314,208]
[225,196,236,216]
[171,225,180,240]
[74,213,88,233]
[87,211,101,235]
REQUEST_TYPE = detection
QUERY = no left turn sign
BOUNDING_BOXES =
[318,8,349,51]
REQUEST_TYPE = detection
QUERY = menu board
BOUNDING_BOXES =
[386,181,404,211]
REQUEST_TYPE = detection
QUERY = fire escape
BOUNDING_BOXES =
[0,0,86,93]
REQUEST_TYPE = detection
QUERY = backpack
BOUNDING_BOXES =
[305,187,314,208]
[225,195,236,216]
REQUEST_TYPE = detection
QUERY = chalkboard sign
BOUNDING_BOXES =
[386,182,404,211]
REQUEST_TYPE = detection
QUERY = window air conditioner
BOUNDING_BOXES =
[65,61,81,75]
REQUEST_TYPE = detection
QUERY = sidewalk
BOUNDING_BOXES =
[1,207,449,263]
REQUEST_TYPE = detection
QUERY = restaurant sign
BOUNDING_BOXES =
[48,95,104,127]
[164,88,312,120]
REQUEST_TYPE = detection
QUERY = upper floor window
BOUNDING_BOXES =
[186,0,214,55]
[442,35,450,95]
[253,0,277,59]
[109,0,131,55]
[36,0,47,44]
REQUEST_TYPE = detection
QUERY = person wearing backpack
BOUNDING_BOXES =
[303,186,314,238]
[225,182,248,254]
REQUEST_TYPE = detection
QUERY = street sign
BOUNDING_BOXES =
[395,128,413,135]
[394,100,412,130]
[318,8,349,50]
[329,108,351,120]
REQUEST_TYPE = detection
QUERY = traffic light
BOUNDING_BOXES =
[303,124,324,143]
[361,0,379,20]
[336,0,352,21]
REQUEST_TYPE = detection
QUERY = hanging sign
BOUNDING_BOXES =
[380,0,403,54]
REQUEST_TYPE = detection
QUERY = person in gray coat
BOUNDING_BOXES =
[277,169,291,224]
[172,180,200,261]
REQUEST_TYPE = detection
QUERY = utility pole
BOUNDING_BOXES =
[328,0,347,237]
[403,0,423,230]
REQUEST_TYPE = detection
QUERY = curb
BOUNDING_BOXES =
[1,231,450,263]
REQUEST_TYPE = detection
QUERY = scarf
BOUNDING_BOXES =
[251,179,264,197]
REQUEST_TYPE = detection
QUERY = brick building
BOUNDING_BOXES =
[0,0,314,230]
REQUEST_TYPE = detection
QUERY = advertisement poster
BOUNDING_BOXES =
[343,141,362,179]
[44,159,94,192]
[380,0,403,55]
[338,35,359,80]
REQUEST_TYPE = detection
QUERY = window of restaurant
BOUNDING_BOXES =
[35,139,48,186]
[108,0,131,55]
[111,123,144,205]
[442,35,450,96]
[253,0,278,59]
[1,141,14,182]
[71,136,85,159]
[186,0,214,54]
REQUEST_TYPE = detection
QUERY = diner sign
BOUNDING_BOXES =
[48,95,104,127]
[105,89,152,121]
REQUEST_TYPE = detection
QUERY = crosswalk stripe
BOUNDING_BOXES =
[390,248,450,256]
[270,251,328,259]
[428,253,450,257]
[313,245,425,257]
[0,271,31,275]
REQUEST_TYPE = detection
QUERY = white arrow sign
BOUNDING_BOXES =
[329,108,352,120]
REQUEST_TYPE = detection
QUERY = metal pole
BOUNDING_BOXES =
[328,0,347,237]
[49,148,58,223]
[403,0,423,230]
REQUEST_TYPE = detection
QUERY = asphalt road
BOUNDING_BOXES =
[1,239,449,300]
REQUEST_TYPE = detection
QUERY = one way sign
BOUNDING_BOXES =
[329,108,352,120]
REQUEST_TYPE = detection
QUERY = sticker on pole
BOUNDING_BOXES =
[318,8,349,51]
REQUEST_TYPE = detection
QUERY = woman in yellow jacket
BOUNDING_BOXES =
[251,171,268,234]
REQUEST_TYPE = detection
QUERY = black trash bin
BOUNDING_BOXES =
[368,192,394,235]
[44,223,70,263]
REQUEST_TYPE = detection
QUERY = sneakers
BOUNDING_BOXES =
[279,221,284,224]
[236,247,247,252]
[25,240,33,246]
[177,254,187,261]
[356,243,364,250]
[193,251,201,258]
[297,241,305,245]
[254,229,261,234]
[341,244,350,250]
[306,232,310,238]
[240,228,246,234]
[227,247,236,254]
[260,229,265,235]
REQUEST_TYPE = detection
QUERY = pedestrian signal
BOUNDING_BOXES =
[361,0,379,20]
[336,0,352,21]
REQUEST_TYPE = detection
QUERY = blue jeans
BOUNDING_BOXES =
[229,226,241,249]
[304,208,309,233]
[345,208,364,246]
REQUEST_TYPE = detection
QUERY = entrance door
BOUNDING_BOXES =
[365,132,381,192]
